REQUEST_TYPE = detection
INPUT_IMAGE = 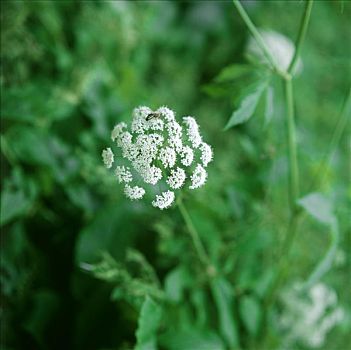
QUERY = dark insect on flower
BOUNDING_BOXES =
[146,112,162,121]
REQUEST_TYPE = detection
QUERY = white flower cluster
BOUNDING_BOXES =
[279,282,344,348]
[102,106,213,209]
[246,29,303,74]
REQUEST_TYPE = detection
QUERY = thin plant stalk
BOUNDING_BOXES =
[176,196,212,270]
[288,0,314,75]
[285,77,300,212]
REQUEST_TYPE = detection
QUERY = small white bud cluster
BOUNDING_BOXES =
[102,106,213,209]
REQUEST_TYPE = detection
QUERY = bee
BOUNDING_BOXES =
[146,112,162,121]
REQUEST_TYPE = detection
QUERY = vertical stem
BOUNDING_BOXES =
[177,197,212,270]
[285,78,300,212]
[288,0,314,75]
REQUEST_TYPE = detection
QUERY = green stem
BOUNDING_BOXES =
[177,196,213,271]
[232,0,288,79]
[288,0,314,75]
[285,78,300,212]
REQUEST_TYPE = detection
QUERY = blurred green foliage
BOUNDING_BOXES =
[1,1,350,350]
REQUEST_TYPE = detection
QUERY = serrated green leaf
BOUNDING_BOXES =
[239,295,261,336]
[224,80,267,130]
[135,296,162,350]
[298,192,334,225]
[210,277,238,348]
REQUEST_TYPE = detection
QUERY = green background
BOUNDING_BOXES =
[1,1,350,349]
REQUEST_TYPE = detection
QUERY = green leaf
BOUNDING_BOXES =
[3,126,54,167]
[75,204,135,263]
[0,169,37,226]
[210,277,238,348]
[298,192,335,225]
[215,64,254,83]
[135,296,162,350]
[239,295,261,336]
[224,79,267,130]
[159,329,225,350]
[1,187,30,226]
[164,266,192,303]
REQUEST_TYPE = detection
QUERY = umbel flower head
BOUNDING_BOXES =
[102,106,213,209]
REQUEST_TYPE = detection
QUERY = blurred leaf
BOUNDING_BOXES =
[159,328,225,350]
[75,204,135,263]
[83,252,164,307]
[23,290,60,348]
[298,192,335,225]
[164,266,192,303]
[0,223,33,297]
[81,252,129,283]
[224,79,268,130]
[135,296,162,350]
[3,126,54,167]
[65,184,95,214]
[264,85,274,126]
[254,269,274,298]
[215,64,254,83]
[239,295,261,336]
[1,83,76,123]
[0,169,37,226]
[210,277,238,348]
[1,186,31,226]
[190,289,208,327]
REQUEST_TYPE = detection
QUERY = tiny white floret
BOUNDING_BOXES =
[189,164,207,189]
[183,116,202,148]
[111,122,127,142]
[152,190,175,210]
[158,146,176,169]
[102,148,114,169]
[114,166,133,183]
[124,184,145,200]
[199,142,213,167]
[167,167,186,189]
